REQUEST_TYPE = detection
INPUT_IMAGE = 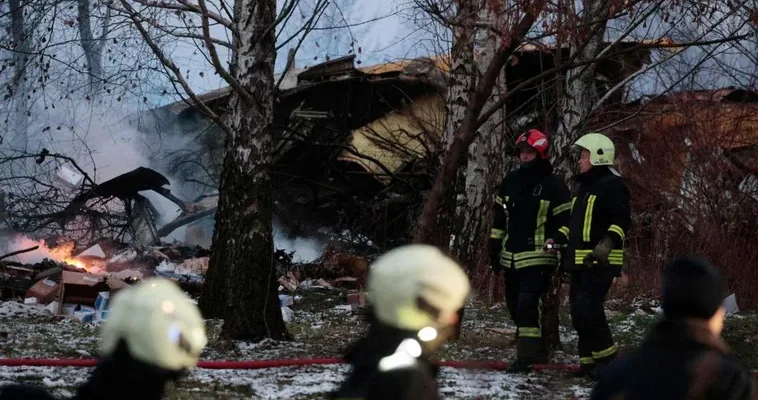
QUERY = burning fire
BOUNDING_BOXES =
[4,234,104,273]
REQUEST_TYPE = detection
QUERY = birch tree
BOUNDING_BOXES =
[413,0,547,246]
[77,0,112,95]
[5,0,31,149]
[115,0,330,340]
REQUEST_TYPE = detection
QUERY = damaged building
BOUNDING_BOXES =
[129,42,656,251]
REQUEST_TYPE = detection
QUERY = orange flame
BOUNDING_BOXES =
[7,235,104,274]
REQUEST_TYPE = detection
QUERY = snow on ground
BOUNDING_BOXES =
[0,365,592,399]
[2,293,756,399]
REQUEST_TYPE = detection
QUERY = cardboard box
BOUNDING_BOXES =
[96,310,109,321]
[73,308,96,323]
[26,278,60,304]
[94,292,110,311]
[61,303,77,316]
[56,271,129,316]
[347,291,366,311]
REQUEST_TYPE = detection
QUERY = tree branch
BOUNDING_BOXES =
[132,0,234,30]
[118,0,231,136]
[476,33,750,130]
[197,0,255,106]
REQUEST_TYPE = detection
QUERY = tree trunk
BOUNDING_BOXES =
[8,0,29,149]
[198,0,288,341]
[77,0,109,94]
[413,6,542,246]
[452,5,511,284]
[442,0,477,340]
[552,0,610,174]
[542,0,610,353]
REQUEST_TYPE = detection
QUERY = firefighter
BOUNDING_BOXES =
[0,278,208,400]
[331,244,471,400]
[591,256,755,399]
[545,132,631,380]
[489,129,571,373]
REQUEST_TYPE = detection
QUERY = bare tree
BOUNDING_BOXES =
[5,0,31,148]
[114,0,332,340]
[77,0,112,95]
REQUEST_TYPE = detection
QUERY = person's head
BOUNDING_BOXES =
[99,278,208,373]
[515,129,549,165]
[367,244,470,354]
[573,132,615,174]
[662,256,728,336]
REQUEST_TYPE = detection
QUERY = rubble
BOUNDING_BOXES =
[1,229,374,322]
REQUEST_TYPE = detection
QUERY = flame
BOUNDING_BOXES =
[4,234,104,273]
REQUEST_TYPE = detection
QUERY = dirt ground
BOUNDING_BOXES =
[1,289,757,399]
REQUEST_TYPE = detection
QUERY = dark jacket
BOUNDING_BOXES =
[556,166,631,274]
[591,319,755,400]
[490,159,571,269]
[331,325,439,400]
[0,342,182,400]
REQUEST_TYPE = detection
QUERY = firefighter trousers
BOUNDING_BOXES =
[569,268,618,367]
[504,265,553,361]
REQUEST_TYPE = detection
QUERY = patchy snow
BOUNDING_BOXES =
[439,368,549,399]
[570,383,593,398]
[0,364,594,399]
[0,366,89,398]
[0,301,51,318]
[5,294,751,399]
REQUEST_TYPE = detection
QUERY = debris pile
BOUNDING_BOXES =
[2,234,373,322]
[277,248,370,313]
[0,235,211,322]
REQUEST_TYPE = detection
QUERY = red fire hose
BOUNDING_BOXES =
[0,357,576,371]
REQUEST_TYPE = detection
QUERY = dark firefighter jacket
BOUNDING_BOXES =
[331,325,439,400]
[490,159,571,269]
[0,341,183,400]
[591,319,755,400]
[556,166,631,274]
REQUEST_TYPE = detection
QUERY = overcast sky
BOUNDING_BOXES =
[155,0,443,106]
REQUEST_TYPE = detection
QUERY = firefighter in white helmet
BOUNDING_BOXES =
[545,132,631,380]
[331,244,471,400]
[0,278,207,400]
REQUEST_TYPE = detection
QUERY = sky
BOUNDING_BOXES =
[155,0,444,106]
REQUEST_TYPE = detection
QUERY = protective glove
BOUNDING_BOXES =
[583,236,614,268]
[543,238,557,254]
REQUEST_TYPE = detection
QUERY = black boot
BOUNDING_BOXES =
[507,336,540,374]
[574,362,595,378]
[589,354,617,381]
[507,359,533,374]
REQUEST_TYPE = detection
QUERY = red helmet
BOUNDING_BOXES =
[515,129,549,159]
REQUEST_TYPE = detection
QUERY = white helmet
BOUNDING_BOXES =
[99,278,207,371]
[367,244,470,331]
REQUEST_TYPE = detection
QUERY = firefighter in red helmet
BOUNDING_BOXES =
[489,129,571,373]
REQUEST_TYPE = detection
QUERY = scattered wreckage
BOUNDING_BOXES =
[0,236,369,324]
[0,236,210,322]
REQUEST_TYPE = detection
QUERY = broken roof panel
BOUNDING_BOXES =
[159,38,664,116]
[337,95,445,184]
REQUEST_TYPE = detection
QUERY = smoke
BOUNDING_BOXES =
[273,221,328,263]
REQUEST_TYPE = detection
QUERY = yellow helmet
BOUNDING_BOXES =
[366,244,470,332]
[99,278,207,371]
[573,132,615,166]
